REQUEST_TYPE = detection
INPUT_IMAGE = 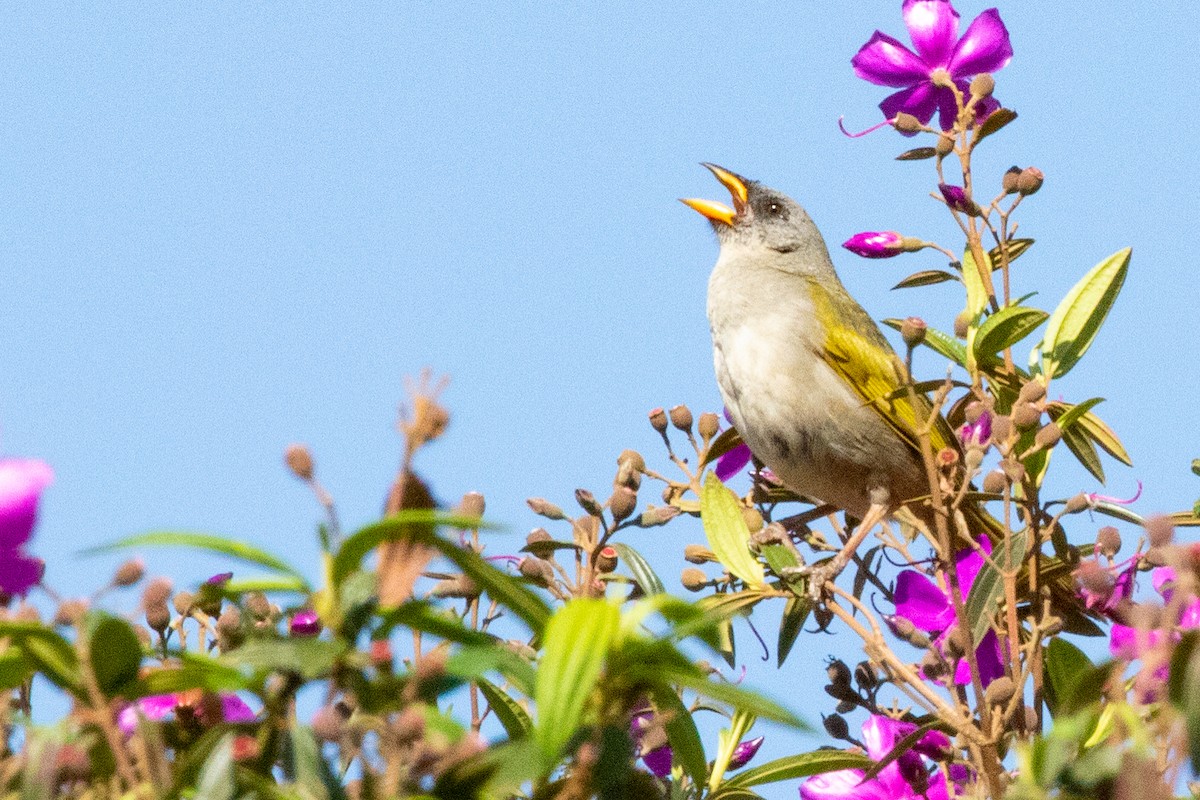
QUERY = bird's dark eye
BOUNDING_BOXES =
[767,202,782,215]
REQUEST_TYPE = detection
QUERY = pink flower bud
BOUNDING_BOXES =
[842,231,904,259]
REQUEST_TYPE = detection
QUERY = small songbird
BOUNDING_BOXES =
[683,164,966,565]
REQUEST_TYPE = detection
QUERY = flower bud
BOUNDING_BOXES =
[1018,380,1047,404]
[822,713,850,740]
[681,568,709,592]
[1096,526,1122,557]
[697,412,721,444]
[289,609,320,637]
[937,448,959,469]
[173,591,194,616]
[429,575,479,598]
[457,491,485,520]
[1144,515,1174,547]
[1011,403,1041,430]
[668,404,693,432]
[575,488,602,517]
[594,546,618,574]
[1064,493,1089,514]
[741,505,763,533]
[935,133,955,157]
[685,544,716,564]
[284,443,315,481]
[892,112,922,133]
[939,183,980,216]
[842,231,905,259]
[883,614,931,648]
[648,408,669,433]
[953,310,971,339]
[1001,166,1022,194]
[969,73,995,100]
[639,505,680,527]
[143,577,173,608]
[965,399,992,424]
[218,607,244,650]
[312,704,348,742]
[825,658,852,688]
[145,601,171,633]
[54,599,88,627]
[984,675,1016,707]
[943,625,969,659]
[1034,422,1062,450]
[245,591,272,620]
[518,557,555,587]
[900,317,927,348]
[999,458,1025,484]
[982,470,1008,495]
[526,497,566,520]
[609,487,637,523]
[613,461,641,492]
[990,415,1013,442]
[617,449,646,472]
[1076,560,1114,595]
[1016,167,1044,196]
[854,661,877,691]
[113,558,145,587]
[727,736,764,770]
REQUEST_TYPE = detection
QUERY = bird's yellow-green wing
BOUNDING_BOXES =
[806,279,955,454]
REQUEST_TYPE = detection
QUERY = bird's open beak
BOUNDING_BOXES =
[680,163,749,226]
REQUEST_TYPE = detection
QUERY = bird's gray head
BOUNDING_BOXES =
[682,163,835,277]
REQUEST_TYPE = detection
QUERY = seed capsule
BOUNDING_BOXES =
[681,568,709,592]
[668,404,693,432]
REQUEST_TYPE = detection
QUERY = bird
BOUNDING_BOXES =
[682,163,967,583]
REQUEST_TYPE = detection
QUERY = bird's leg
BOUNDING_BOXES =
[802,487,891,601]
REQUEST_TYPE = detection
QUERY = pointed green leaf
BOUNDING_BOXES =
[883,319,967,367]
[702,427,745,468]
[700,473,765,589]
[194,733,236,800]
[719,751,873,790]
[477,677,532,740]
[776,595,810,667]
[655,664,803,728]
[1041,248,1131,378]
[895,147,937,161]
[975,107,1017,141]
[534,599,620,762]
[1059,419,1106,483]
[1044,638,1095,717]
[989,238,1035,267]
[85,531,308,588]
[612,543,665,596]
[961,248,992,324]
[1073,409,1132,466]
[338,516,550,635]
[138,652,249,696]
[973,305,1048,360]
[892,270,959,290]
[965,533,1027,646]
[0,622,82,696]
[221,638,347,681]
[88,614,142,698]
[447,644,536,697]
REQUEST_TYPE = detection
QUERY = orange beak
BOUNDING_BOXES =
[680,163,749,226]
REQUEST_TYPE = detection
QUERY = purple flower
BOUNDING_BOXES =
[715,408,752,481]
[800,715,951,800]
[894,540,1004,687]
[118,692,256,735]
[289,609,321,637]
[938,184,976,214]
[1109,567,1200,660]
[728,735,764,770]
[842,231,905,259]
[631,711,673,777]
[958,411,991,449]
[0,459,53,596]
[206,572,234,586]
[852,0,1012,131]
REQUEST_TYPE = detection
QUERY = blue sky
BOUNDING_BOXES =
[1,2,1198,793]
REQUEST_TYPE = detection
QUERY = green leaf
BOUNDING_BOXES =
[961,247,992,325]
[85,531,309,588]
[0,650,33,689]
[1059,418,1106,483]
[975,107,1017,141]
[1169,630,1200,709]
[447,644,536,697]
[284,725,345,800]
[892,270,959,290]
[1040,247,1131,378]
[225,575,310,594]
[1044,638,1096,717]
[87,614,143,698]
[883,319,967,367]
[194,733,236,800]
[965,533,1027,646]
[0,621,82,696]
[701,427,744,468]
[138,652,249,696]
[776,595,810,668]
[989,238,1035,266]
[973,305,1048,360]
[895,147,937,161]
[612,543,665,596]
[1048,398,1105,433]
[222,638,347,681]
[700,473,765,588]
[376,601,498,648]
[477,677,532,740]
[534,599,620,762]
[1071,408,1132,466]
[655,664,803,728]
[719,751,873,790]
[646,682,707,789]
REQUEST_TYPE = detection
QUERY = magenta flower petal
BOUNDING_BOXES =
[878,82,944,127]
[800,768,892,800]
[895,570,953,632]
[715,443,753,482]
[0,459,53,549]
[1110,624,1166,660]
[852,31,930,87]
[1152,567,1177,600]
[0,550,44,596]
[1180,600,1200,630]
[947,8,1013,76]
[954,539,991,595]
[952,628,1004,687]
[902,0,960,66]
[939,183,971,212]
[843,231,904,259]
[289,609,321,637]
[643,744,672,777]
[217,694,256,724]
